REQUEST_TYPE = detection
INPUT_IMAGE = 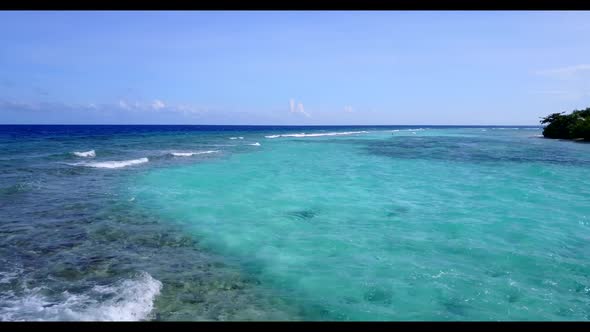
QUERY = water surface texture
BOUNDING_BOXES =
[1,125,589,321]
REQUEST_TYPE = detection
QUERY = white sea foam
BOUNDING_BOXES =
[170,150,219,157]
[70,158,149,169]
[0,267,22,284]
[265,131,368,139]
[229,137,244,140]
[491,127,540,130]
[72,150,96,158]
[249,142,261,146]
[171,152,195,157]
[0,272,162,321]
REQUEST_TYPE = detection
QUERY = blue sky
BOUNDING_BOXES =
[1,11,590,125]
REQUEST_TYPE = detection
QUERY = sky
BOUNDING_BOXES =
[1,11,590,125]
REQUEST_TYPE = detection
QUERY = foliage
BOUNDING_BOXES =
[540,107,590,140]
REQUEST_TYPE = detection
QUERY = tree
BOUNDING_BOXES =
[540,107,590,140]
[570,118,590,140]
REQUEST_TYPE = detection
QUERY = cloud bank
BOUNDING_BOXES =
[289,98,310,118]
[0,98,206,115]
[536,64,590,79]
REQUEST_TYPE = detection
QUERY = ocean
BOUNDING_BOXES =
[1,125,589,321]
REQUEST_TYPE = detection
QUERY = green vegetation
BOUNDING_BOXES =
[540,107,590,141]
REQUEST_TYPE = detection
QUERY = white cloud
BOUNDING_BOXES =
[297,102,310,117]
[0,100,107,113]
[0,100,42,111]
[117,100,145,111]
[0,98,209,117]
[176,104,205,115]
[530,90,590,101]
[288,98,310,117]
[530,90,568,95]
[151,99,166,110]
[532,65,590,101]
[536,64,590,79]
[118,100,131,110]
[344,105,354,113]
[117,99,166,111]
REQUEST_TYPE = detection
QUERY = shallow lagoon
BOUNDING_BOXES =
[2,125,589,320]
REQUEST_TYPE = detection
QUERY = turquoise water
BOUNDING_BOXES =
[2,125,590,320]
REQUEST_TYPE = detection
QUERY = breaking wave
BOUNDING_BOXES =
[265,131,369,139]
[170,150,220,157]
[72,150,96,158]
[0,272,162,321]
[69,158,149,169]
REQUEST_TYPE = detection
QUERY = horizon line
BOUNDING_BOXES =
[0,124,543,127]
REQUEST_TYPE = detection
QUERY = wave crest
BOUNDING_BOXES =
[170,150,219,157]
[0,272,162,321]
[265,131,368,139]
[70,158,148,169]
[72,150,96,158]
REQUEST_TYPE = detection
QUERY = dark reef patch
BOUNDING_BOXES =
[286,209,317,221]
[363,287,393,306]
[386,205,410,217]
